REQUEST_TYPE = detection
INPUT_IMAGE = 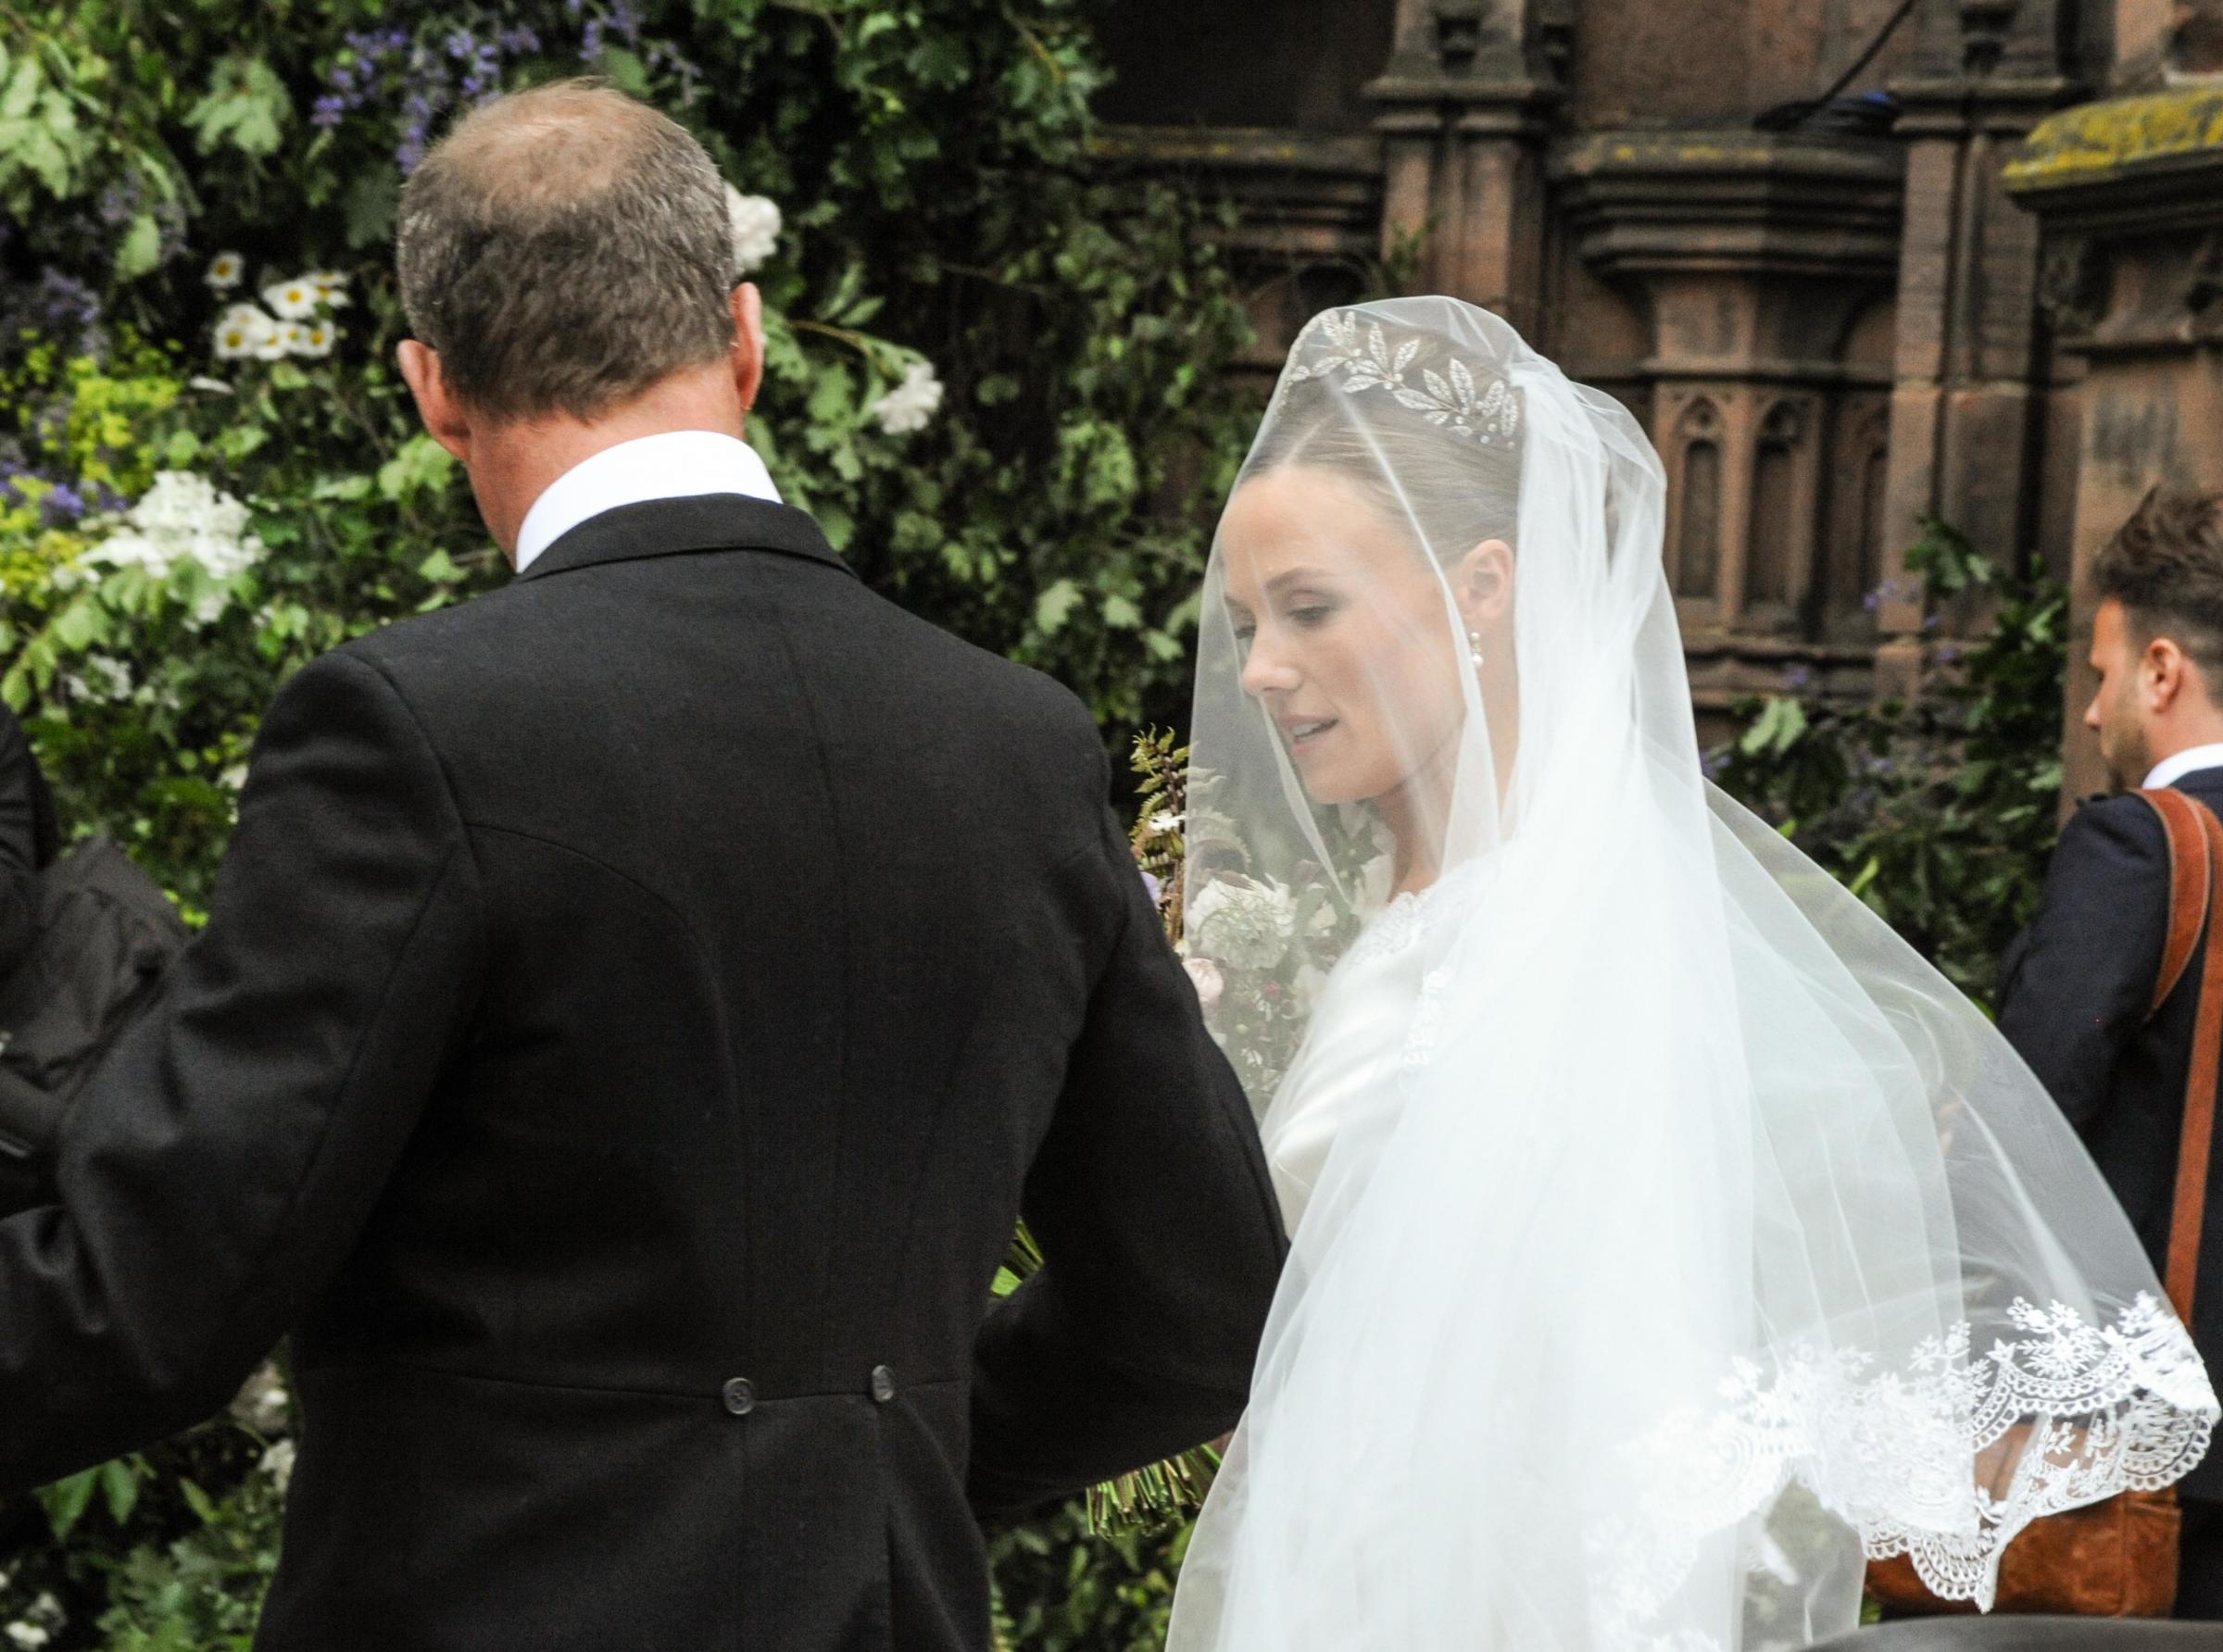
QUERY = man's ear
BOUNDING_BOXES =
[1452,538,1515,635]
[2150,635,2206,713]
[397,341,473,463]
[730,283,765,427]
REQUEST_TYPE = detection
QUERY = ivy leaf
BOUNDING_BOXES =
[0,55,42,121]
[599,47,651,96]
[52,595,107,652]
[1739,695,1806,757]
[1101,593,1140,630]
[101,1454,143,1524]
[344,167,400,248]
[37,1466,100,1540]
[187,55,291,159]
[1035,578,1082,635]
[115,211,162,281]
[377,435,456,502]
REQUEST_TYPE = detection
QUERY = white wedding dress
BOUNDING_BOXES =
[1165,298,2217,1652]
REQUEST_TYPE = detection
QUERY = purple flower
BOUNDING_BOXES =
[39,482,87,526]
[1140,869,1163,905]
[96,181,140,227]
[1784,665,1815,693]
[580,17,606,59]
[496,25,541,54]
[312,93,348,129]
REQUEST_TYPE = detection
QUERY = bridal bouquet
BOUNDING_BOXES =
[1139,731,1383,1100]
[998,733,1384,1534]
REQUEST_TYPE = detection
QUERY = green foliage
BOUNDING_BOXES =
[1710,518,2069,1005]
[2,0,1254,1643]
[988,1504,1190,1652]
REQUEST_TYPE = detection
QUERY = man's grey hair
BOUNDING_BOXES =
[396,81,737,424]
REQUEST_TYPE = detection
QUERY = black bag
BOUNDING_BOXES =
[0,837,187,1216]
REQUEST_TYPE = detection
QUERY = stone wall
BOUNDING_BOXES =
[1092,0,2177,765]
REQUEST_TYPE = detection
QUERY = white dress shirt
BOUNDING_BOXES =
[512,431,782,574]
[2143,743,2223,791]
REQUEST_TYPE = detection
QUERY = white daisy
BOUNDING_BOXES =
[262,277,320,319]
[294,320,340,358]
[205,251,245,290]
[214,305,279,360]
[305,269,351,307]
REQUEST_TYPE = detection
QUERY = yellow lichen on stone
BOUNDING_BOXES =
[2006,90,2223,189]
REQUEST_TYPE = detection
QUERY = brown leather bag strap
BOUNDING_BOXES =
[2136,789,2211,1018]
[2161,797,2223,1322]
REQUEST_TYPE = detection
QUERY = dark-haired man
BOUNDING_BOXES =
[1998,486,2223,1618]
[0,82,1286,1650]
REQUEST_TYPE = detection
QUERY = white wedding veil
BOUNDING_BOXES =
[1166,297,2217,1651]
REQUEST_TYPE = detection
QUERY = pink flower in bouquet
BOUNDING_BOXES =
[1184,957,1225,1010]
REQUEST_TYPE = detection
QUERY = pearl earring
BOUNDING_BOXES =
[1467,629,1486,670]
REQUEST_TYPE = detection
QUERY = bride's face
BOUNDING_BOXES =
[1218,465,1472,807]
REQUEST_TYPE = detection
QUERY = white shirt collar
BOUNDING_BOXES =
[512,431,782,574]
[2142,743,2223,791]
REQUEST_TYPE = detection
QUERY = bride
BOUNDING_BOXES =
[1164,297,2219,1651]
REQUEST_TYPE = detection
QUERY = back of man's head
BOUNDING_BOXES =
[2093,488,2223,675]
[396,81,735,426]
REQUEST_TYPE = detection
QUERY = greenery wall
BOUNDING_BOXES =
[0,2,2072,1646]
[1,0,1246,1643]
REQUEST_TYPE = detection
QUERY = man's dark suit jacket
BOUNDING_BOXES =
[0,700,58,978]
[0,495,1287,1649]
[1998,762,2223,1499]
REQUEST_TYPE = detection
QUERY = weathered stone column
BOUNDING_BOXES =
[1554,133,1903,717]
[2006,91,2223,797]
[1874,0,2080,697]
[1365,0,1569,335]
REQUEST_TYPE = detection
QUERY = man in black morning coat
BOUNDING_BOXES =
[1998,488,2223,1619]
[0,84,1287,1649]
[0,698,58,978]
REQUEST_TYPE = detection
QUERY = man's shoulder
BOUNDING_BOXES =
[2057,788,2175,877]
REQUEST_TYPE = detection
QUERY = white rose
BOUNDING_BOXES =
[870,358,944,436]
[1187,875,1296,971]
[725,186,782,275]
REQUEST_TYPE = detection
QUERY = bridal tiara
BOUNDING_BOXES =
[1284,309,1522,448]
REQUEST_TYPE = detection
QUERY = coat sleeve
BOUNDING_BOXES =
[1995,795,2171,1131]
[0,649,484,1491]
[966,752,1287,1518]
[0,705,42,979]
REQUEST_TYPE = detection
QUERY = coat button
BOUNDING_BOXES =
[722,1378,756,1416]
[870,1365,897,1404]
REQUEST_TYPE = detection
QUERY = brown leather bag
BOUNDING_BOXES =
[1865,785,2219,1619]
